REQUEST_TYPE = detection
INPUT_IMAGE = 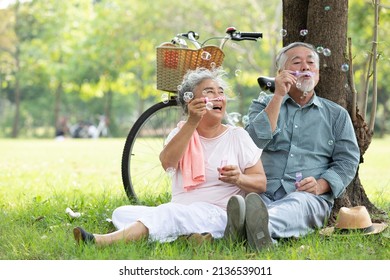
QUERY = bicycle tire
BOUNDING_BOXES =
[121,99,184,202]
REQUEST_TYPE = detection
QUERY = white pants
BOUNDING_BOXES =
[260,191,332,239]
[112,202,227,243]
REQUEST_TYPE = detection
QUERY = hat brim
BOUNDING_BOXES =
[319,223,388,236]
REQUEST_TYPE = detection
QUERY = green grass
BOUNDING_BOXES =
[0,137,389,260]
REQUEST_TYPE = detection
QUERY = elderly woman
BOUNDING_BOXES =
[73,67,266,246]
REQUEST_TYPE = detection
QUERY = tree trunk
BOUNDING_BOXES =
[12,47,21,138]
[54,80,63,134]
[282,0,384,224]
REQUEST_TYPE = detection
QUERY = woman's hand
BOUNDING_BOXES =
[187,98,207,125]
[218,165,242,185]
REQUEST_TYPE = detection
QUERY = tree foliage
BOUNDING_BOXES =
[0,0,388,138]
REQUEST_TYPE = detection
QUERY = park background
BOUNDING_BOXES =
[0,0,389,262]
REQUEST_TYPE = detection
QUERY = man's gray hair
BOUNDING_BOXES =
[177,67,229,114]
[275,42,320,71]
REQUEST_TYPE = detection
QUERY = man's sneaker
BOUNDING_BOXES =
[245,193,272,251]
[224,195,246,242]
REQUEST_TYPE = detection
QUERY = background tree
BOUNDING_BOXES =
[0,0,388,139]
[282,0,385,222]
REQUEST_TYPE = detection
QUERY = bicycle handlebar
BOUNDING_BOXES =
[173,27,262,48]
[225,26,263,41]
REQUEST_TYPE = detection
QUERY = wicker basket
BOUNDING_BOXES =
[156,43,225,92]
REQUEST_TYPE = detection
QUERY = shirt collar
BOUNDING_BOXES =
[282,92,323,108]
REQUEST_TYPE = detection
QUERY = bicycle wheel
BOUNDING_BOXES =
[121,99,185,202]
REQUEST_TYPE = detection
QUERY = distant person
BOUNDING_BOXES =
[73,67,266,246]
[224,42,360,250]
[55,116,70,141]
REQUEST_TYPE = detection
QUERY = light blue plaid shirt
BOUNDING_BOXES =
[245,93,360,205]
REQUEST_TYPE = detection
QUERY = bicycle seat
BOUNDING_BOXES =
[257,76,275,93]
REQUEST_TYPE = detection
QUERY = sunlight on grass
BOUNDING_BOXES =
[0,137,389,260]
[359,136,390,208]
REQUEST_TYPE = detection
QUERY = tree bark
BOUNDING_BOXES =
[12,46,20,138]
[282,0,384,224]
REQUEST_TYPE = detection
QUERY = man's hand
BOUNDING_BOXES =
[274,70,297,97]
[295,177,330,195]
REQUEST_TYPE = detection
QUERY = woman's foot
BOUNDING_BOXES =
[73,227,95,245]
[186,232,213,244]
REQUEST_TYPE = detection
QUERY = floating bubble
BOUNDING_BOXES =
[344,83,349,89]
[266,82,272,88]
[296,81,302,89]
[235,69,242,76]
[183,91,194,102]
[242,115,249,127]
[279,29,287,37]
[324,6,331,11]
[316,46,324,53]
[161,93,169,104]
[177,85,182,91]
[300,29,308,37]
[201,51,211,60]
[202,90,207,96]
[258,91,268,103]
[205,101,214,110]
[226,112,241,126]
[210,62,216,68]
[166,167,176,177]
[323,48,331,57]
[341,63,349,72]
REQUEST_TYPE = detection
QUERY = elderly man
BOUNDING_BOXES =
[224,42,360,251]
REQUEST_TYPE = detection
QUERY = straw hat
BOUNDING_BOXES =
[319,206,388,236]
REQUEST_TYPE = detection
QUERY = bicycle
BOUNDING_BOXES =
[121,27,265,202]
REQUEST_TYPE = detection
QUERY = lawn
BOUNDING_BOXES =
[0,137,389,261]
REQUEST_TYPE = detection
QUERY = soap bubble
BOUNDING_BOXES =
[341,63,349,72]
[280,29,287,37]
[258,91,268,103]
[324,6,331,11]
[205,101,214,110]
[323,48,331,57]
[183,91,194,102]
[300,29,308,36]
[235,69,242,76]
[161,93,169,104]
[166,167,176,177]
[242,115,249,127]
[316,46,324,53]
[201,51,211,60]
[227,112,241,125]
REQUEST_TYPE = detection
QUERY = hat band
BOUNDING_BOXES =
[335,225,374,234]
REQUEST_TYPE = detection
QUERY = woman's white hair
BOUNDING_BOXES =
[177,67,229,114]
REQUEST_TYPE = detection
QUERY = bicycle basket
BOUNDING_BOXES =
[156,43,225,92]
